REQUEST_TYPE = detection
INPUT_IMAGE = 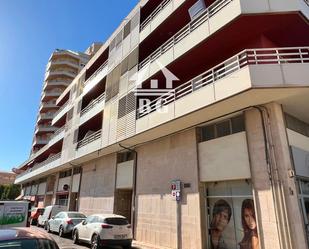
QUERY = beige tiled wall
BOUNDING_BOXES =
[79,154,116,215]
[136,129,202,249]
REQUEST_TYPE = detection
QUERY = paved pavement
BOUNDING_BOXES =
[33,226,145,249]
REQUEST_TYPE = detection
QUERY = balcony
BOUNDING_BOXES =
[76,130,102,158]
[48,125,66,145]
[44,69,76,81]
[35,125,57,134]
[136,47,309,133]
[140,0,186,42]
[15,153,62,184]
[41,90,63,101]
[52,101,69,125]
[83,60,108,95]
[46,59,79,71]
[38,112,54,122]
[32,137,49,146]
[39,102,57,112]
[80,93,105,125]
[43,79,71,91]
[138,0,309,84]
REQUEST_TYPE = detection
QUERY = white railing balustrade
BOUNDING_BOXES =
[76,130,102,149]
[140,0,172,31]
[80,93,105,116]
[83,60,108,88]
[137,47,309,118]
[16,152,62,179]
[139,0,233,70]
[50,125,66,140]
[53,100,69,118]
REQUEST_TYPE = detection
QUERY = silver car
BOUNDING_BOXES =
[47,212,86,237]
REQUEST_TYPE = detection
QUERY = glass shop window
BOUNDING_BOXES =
[206,180,259,249]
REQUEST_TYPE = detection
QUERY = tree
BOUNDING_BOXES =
[0,184,21,200]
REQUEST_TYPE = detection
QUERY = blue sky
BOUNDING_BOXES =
[0,0,139,172]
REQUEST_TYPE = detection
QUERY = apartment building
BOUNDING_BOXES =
[31,48,91,155]
[0,171,16,185]
[14,0,309,248]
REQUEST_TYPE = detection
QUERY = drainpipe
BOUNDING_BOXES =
[119,143,137,240]
[253,106,292,249]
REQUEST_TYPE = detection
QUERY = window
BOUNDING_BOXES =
[0,239,59,249]
[285,113,309,137]
[200,115,245,142]
[123,21,131,39]
[117,151,134,163]
[206,180,258,249]
[128,48,138,70]
[73,167,81,175]
[105,217,129,225]
[55,194,68,206]
[59,170,72,178]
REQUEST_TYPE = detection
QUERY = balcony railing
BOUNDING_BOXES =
[137,47,309,118]
[16,153,62,179]
[40,113,55,119]
[80,93,105,116]
[83,60,108,88]
[76,130,102,149]
[139,0,233,70]
[53,100,69,118]
[50,125,66,140]
[140,0,172,31]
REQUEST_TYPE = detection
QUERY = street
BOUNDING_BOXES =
[33,226,142,249]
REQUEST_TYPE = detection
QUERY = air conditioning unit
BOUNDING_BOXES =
[188,0,206,20]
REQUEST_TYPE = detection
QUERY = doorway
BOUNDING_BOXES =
[114,189,133,221]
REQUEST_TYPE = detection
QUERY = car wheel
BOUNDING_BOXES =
[59,226,65,237]
[91,234,101,249]
[72,230,79,244]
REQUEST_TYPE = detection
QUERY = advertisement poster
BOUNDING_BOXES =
[0,203,26,226]
[206,180,259,249]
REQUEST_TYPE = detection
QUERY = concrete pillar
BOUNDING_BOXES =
[245,103,308,249]
[245,107,281,249]
[265,102,307,249]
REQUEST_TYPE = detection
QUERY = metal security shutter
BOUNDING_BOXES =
[67,107,74,121]
[77,99,82,114]
[123,21,131,39]
[109,100,118,144]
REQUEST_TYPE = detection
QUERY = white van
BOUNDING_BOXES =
[0,201,31,228]
[37,205,67,229]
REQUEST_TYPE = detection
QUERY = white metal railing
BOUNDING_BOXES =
[137,47,309,118]
[140,0,172,31]
[16,152,62,179]
[53,100,69,118]
[139,0,233,70]
[50,125,66,140]
[76,130,102,149]
[80,93,105,116]
[83,60,108,88]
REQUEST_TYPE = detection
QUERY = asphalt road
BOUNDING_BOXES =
[33,226,142,249]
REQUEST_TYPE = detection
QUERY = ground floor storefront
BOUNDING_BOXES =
[22,103,309,249]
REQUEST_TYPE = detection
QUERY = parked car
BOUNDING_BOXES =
[30,207,45,225]
[37,205,67,229]
[0,227,59,249]
[72,214,132,249]
[47,211,86,237]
